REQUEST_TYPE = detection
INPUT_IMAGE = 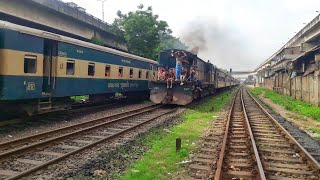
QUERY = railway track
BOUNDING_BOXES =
[0,100,127,128]
[213,87,320,179]
[214,88,264,179]
[253,94,320,163]
[0,104,176,180]
[0,104,158,153]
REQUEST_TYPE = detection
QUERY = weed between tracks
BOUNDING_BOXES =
[121,90,232,180]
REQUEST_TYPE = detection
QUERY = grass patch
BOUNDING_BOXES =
[248,86,264,96]
[121,90,232,180]
[248,87,320,122]
[310,127,320,135]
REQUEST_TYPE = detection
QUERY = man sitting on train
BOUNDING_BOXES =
[167,68,175,88]
[157,67,166,81]
[189,66,196,82]
[180,66,188,85]
[193,78,203,92]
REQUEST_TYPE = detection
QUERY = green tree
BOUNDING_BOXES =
[90,37,105,46]
[112,4,186,59]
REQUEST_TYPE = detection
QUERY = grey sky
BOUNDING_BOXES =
[62,0,320,71]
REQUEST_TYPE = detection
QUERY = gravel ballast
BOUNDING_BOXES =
[0,102,153,143]
[24,108,185,179]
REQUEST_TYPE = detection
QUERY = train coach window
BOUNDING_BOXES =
[138,70,142,78]
[105,65,111,77]
[118,67,123,77]
[88,63,95,76]
[24,55,37,73]
[146,71,149,79]
[66,60,75,75]
[130,68,133,78]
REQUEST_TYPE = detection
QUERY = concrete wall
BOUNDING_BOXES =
[264,77,274,90]
[0,0,126,50]
[267,71,320,106]
[0,1,92,38]
[283,73,290,96]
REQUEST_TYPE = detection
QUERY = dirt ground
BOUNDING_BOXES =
[258,93,320,140]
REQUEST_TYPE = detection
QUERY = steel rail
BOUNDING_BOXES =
[0,104,157,150]
[245,88,320,170]
[214,87,266,179]
[240,88,266,179]
[0,99,127,128]
[214,88,239,179]
[0,104,160,162]
[7,107,178,180]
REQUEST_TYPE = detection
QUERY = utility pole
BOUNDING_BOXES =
[98,0,107,21]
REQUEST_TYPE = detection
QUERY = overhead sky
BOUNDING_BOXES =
[62,0,320,71]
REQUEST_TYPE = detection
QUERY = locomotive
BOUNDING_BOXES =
[0,21,158,115]
[149,49,239,105]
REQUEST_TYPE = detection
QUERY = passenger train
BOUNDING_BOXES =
[0,20,238,116]
[0,21,158,115]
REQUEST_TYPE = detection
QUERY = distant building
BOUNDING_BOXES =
[244,75,255,85]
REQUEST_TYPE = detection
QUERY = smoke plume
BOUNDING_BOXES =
[182,26,207,54]
[179,18,256,71]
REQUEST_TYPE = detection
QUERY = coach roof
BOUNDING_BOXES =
[0,20,158,64]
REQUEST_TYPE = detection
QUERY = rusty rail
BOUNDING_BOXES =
[242,87,320,179]
[0,105,175,179]
[240,88,266,179]
[213,88,238,179]
[245,88,320,170]
[214,87,267,179]
[0,104,159,158]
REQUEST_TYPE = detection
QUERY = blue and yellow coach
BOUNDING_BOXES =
[0,21,158,115]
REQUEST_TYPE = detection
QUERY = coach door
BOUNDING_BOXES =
[42,39,57,95]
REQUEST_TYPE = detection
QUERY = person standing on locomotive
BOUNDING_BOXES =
[173,51,188,81]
